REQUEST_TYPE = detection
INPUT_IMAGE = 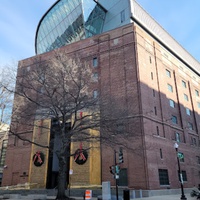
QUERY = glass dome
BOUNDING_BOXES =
[35,0,106,54]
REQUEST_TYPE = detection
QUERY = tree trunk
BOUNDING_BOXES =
[56,154,68,200]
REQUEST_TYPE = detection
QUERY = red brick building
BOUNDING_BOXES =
[2,0,200,192]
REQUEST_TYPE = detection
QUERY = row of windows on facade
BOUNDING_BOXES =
[155,125,198,146]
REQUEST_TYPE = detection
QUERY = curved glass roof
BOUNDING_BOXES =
[35,0,106,54]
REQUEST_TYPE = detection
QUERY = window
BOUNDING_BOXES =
[175,132,181,142]
[184,94,189,101]
[149,56,152,64]
[191,137,197,146]
[156,126,159,135]
[182,80,187,88]
[171,116,178,124]
[93,57,98,67]
[186,108,191,116]
[188,122,194,130]
[195,90,199,97]
[153,89,155,97]
[166,69,171,78]
[178,152,184,162]
[151,72,153,80]
[120,10,125,23]
[154,106,157,115]
[169,99,175,108]
[158,169,169,185]
[197,102,200,108]
[178,170,187,182]
[160,149,163,159]
[93,72,98,81]
[93,90,98,98]
[167,84,173,92]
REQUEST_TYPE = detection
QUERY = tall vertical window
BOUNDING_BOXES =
[184,94,189,101]
[169,99,175,108]
[93,72,98,81]
[156,126,159,135]
[154,106,157,115]
[175,132,181,142]
[160,149,163,159]
[186,108,191,116]
[153,89,155,97]
[179,171,187,182]
[151,72,153,80]
[120,10,125,23]
[158,169,169,185]
[197,102,200,108]
[171,116,178,124]
[195,90,199,97]
[188,122,194,130]
[93,57,98,67]
[182,80,187,88]
[93,90,98,98]
[167,84,173,92]
[166,69,171,78]
[149,56,152,64]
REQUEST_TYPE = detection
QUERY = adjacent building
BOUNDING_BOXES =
[2,0,200,191]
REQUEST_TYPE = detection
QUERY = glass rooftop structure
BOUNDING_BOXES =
[35,0,106,54]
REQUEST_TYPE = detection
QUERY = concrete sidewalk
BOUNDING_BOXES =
[138,194,194,200]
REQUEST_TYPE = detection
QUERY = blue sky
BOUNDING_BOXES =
[0,0,200,67]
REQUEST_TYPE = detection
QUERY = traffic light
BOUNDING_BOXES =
[115,165,120,174]
[119,147,123,163]
[109,165,115,174]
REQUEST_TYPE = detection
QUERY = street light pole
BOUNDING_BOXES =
[174,143,187,200]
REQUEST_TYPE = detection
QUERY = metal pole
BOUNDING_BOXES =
[114,150,119,200]
[175,148,187,200]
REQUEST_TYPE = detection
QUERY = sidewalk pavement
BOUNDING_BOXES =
[136,194,194,200]
[0,194,196,200]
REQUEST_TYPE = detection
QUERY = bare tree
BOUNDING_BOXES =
[7,50,101,200]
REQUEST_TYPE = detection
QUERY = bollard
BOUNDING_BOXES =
[123,189,130,200]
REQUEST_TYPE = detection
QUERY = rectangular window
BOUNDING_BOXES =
[188,122,194,130]
[182,80,187,88]
[171,116,178,124]
[178,171,187,182]
[93,72,98,81]
[175,132,181,142]
[160,149,163,159]
[169,99,175,108]
[167,84,173,92]
[195,90,199,97]
[158,169,169,185]
[151,72,153,80]
[186,108,191,116]
[166,69,171,78]
[120,10,125,23]
[154,106,157,115]
[156,126,159,135]
[93,57,98,67]
[197,102,200,108]
[184,94,189,101]
[153,89,155,97]
[93,90,98,98]
[149,56,152,64]
[178,152,184,162]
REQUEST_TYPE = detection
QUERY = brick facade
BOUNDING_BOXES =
[2,23,200,190]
